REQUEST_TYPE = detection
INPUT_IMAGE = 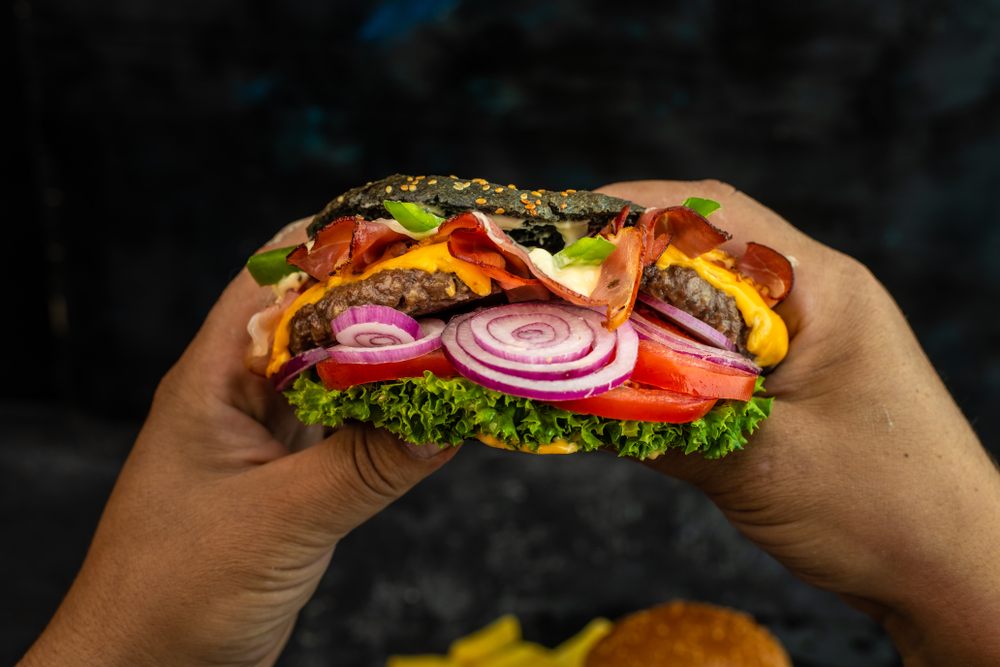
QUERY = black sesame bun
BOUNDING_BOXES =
[585,601,791,667]
[308,174,645,254]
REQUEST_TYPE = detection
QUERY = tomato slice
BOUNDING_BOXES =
[316,349,458,391]
[630,340,758,401]
[548,383,717,423]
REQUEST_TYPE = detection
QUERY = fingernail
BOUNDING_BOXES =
[405,441,450,460]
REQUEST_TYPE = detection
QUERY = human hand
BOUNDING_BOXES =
[597,180,1000,666]
[19,219,458,667]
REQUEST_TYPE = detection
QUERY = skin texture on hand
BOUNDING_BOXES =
[597,181,1000,666]
[19,219,458,667]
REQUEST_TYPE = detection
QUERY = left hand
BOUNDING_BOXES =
[19,219,459,667]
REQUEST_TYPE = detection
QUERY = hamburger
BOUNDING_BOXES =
[585,601,791,667]
[244,175,793,459]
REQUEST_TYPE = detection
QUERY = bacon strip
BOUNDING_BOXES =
[286,216,412,280]
[442,208,643,331]
[737,242,795,307]
[637,206,731,263]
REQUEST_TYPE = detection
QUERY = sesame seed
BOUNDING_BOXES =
[508,184,516,189]
[538,189,546,193]
[453,184,464,190]
[561,203,567,209]
[520,193,528,200]
[406,176,413,181]
[535,199,541,204]
[495,207,505,214]
[337,195,344,203]
[472,178,484,183]
[566,189,577,193]
[560,192,568,197]
[385,185,392,193]
[428,179,437,184]
[366,182,373,186]
[476,198,487,204]
[415,175,425,180]
[450,175,458,178]
[401,184,409,191]
[525,203,536,209]
[482,185,490,191]
[531,191,541,197]
[495,188,504,193]
[463,182,471,187]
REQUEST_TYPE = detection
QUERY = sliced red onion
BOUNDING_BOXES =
[637,294,737,352]
[273,347,331,391]
[331,305,422,348]
[469,303,595,364]
[442,305,638,401]
[459,308,614,380]
[327,319,445,364]
[630,311,761,375]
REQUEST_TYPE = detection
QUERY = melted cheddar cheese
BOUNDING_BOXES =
[476,432,580,455]
[655,245,788,367]
[267,243,493,376]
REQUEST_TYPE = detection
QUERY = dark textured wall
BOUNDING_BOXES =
[6,1,999,665]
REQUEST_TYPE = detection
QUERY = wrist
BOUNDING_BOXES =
[847,440,1000,665]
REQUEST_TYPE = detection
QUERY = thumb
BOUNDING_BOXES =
[264,424,459,542]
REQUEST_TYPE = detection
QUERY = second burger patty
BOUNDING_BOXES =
[640,265,752,359]
[289,269,485,355]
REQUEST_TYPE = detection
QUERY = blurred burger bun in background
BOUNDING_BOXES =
[585,601,790,667]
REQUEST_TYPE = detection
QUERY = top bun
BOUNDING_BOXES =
[585,600,791,667]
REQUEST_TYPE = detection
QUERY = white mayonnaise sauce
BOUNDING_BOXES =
[527,248,602,297]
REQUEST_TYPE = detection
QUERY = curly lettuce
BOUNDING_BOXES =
[285,373,771,459]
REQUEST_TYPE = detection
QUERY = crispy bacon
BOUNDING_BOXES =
[429,212,544,291]
[637,206,731,263]
[737,242,795,307]
[286,216,412,280]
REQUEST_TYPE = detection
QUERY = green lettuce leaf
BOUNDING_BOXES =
[285,373,771,459]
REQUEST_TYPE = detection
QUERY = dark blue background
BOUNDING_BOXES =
[6,1,999,665]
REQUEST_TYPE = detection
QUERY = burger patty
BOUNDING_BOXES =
[288,269,484,355]
[640,265,752,359]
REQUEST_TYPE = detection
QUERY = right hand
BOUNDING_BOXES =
[597,180,1000,666]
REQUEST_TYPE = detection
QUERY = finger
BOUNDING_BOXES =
[595,179,819,260]
[256,424,460,541]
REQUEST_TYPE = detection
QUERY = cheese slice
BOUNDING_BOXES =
[476,432,579,455]
[267,243,493,376]
[655,245,789,367]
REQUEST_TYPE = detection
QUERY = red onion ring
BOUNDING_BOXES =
[331,305,422,347]
[469,303,595,364]
[458,308,615,380]
[327,319,445,364]
[630,311,761,375]
[442,304,638,400]
[273,346,331,391]
[637,294,737,352]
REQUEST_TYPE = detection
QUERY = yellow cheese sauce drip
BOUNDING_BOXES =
[476,432,579,455]
[655,245,788,367]
[267,243,493,376]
